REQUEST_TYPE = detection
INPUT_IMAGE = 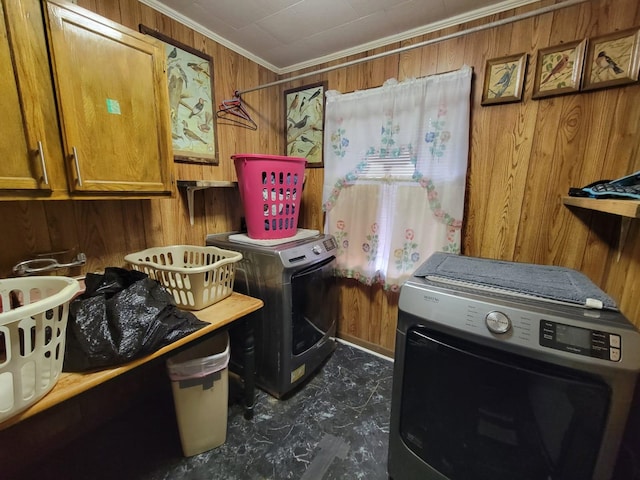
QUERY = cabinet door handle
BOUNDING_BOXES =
[37,141,49,185]
[72,146,83,186]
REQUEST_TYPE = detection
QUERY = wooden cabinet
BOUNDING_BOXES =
[0,0,66,195]
[0,0,174,200]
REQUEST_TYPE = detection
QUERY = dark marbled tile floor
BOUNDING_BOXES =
[22,341,394,480]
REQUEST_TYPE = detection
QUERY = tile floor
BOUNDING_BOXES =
[22,341,394,480]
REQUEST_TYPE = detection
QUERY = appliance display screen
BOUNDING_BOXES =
[555,323,592,349]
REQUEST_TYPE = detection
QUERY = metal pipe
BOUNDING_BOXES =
[236,0,590,96]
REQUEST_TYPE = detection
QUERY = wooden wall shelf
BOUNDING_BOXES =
[177,180,238,225]
[562,196,640,218]
[562,196,639,261]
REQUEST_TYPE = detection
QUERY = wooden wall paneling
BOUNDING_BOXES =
[399,37,429,79]
[604,87,640,179]
[40,201,85,277]
[299,169,324,232]
[367,44,401,86]
[616,220,640,327]
[117,200,148,254]
[116,0,140,29]
[579,87,640,286]
[203,187,242,235]
[71,201,133,271]
[539,97,593,269]
[460,26,494,258]
[436,29,466,72]
[336,278,362,339]
[0,202,52,276]
[141,199,166,248]
[584,211,625,289]
[367,284,383,349]
[214,49,244,176]
[514,100,564,262]
[91,0,122,23]
[137,1,163,31]
[369,286,400,354]
[379,289,399,353]
[478,19,540,260]
[256,68,281,153]
[2,0,639,349]
[463,25,509,257]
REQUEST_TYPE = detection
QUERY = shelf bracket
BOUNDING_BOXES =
[177,180,237,226]
[617,217,633,262]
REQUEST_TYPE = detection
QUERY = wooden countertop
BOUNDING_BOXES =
[0,292,263,431]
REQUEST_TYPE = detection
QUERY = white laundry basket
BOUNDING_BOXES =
[166,331,230,456]
[0,276,80,423]
[125,245,242,311]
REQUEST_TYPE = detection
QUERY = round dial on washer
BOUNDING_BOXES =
[312,245,323,254]
[485,311,511,334]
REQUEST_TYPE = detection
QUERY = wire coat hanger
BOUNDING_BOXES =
[216,94,257,130]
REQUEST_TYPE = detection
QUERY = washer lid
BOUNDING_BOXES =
[228,229,319,246]
[414,253,618,311]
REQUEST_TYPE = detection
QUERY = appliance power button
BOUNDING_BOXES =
[485,311,512,334]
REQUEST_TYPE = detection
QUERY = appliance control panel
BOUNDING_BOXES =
[398,277,640,369]
[539,319,621,362]
[280,235,338,265]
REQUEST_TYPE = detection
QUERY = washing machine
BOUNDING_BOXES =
[388,253,640,480]
[206,229,338,398]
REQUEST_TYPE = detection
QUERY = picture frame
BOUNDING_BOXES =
[481,53,527,105]
[582,28,640,91]
[284,82,327,167]
[532,40,587,99]
[139,25,218,165]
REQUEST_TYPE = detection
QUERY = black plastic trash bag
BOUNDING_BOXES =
[63,267,208,372]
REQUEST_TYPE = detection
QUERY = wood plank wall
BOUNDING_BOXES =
[289,0,640,356]
[1,0,639,359]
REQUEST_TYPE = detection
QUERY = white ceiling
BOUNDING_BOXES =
[140,0,538,74]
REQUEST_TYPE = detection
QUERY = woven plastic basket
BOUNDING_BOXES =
[124,245,242,311]
[0,276,80,423]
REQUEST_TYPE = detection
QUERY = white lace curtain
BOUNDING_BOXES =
[322,66,472,291]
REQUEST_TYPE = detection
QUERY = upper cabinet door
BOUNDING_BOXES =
[0,0,62,194]
[0,4,37,190]
[44,1,174,195]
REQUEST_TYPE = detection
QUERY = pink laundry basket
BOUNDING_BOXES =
[233,154,306,239]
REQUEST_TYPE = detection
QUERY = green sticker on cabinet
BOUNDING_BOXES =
[106,98,121,115]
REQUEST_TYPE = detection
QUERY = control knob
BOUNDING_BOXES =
[485,311,511,334]
[312,245,323,255]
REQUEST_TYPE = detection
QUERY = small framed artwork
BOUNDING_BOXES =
[582,28,640,91]
[481,53,527,105]
[139,25,218,165]
[284,82,326,167]
[532,40,587,99]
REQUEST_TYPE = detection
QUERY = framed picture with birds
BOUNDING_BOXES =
[532,40,587,99]
[139,25,218,164]
[284,82,327,167]
[481,53,527,106]
[582,28,640,91]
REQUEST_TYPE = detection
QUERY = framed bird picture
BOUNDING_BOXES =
[284,82,327,167]
[582,28,640,91]
[481,53,527,106]
[532,40,587,99]
[139,25,218,165]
